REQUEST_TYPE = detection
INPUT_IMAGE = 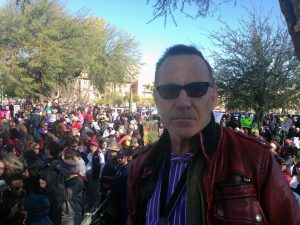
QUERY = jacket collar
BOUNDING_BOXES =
[200,113,221,157]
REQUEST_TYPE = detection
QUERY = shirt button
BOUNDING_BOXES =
[255,214,262,222]
[217,209,224,217]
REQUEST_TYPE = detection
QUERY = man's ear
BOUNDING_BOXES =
[210,87,218,110]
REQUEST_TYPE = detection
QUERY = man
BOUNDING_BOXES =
[0,173,26,225]
[85,140,105,210]
[101,140,121,194]
[58,159,84,225]
[99,139,109,161]
[107,149,130,225]
[127,44,300,225]
[277,157,292,184]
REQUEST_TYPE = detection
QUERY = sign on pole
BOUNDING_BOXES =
[144,120,159,145]
[281,118,292,132]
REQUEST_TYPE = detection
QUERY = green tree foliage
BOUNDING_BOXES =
[0,0,141,99]
[84,19,141,93]
[211,10,300,123]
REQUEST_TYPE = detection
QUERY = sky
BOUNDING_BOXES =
[63,0,282,91]
[0,0,283,93]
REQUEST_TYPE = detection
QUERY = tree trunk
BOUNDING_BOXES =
[279,0,300,60]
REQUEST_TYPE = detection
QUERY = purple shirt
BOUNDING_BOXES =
[145,152,193,225]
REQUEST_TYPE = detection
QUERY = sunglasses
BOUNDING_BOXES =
[156,82,214,99]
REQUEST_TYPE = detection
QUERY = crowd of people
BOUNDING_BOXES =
[219,113,300,204]
[0,100,299,225]
[0,102,144,225]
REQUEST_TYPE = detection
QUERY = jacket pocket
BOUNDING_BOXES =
[212,182,266,225]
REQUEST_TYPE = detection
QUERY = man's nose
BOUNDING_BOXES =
[175,89,192,109]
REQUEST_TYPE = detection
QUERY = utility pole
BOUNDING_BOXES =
[129,83,133,112]
[0,84,3,106]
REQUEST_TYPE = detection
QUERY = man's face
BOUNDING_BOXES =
[9,179,24,196]
[90,145,97,153]
[270,143,276,154]
[117,155,127,165]
[102,142,107,149]
[71,129,78,136]
[114,131,120,138]
[280,164,287,172]
[154,54,217,140]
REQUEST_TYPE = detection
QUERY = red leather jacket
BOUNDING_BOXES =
[127,122,300,225]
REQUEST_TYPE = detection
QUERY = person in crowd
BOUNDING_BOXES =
[85,140,104,210]
[44,128,60,145]
[113,116,122,131]
[118,129,133,148]
[136,117,144,146]
[76,110,84,129]
[30,142,40,155]
[126,137,139,162]
[8,127,21,156]
[269,141,278,158]
[290,162,300,206]
[83,130,96,148]
[58,159,84,225]
[39,168,63,225]
[22,150,44,177]
[127,44,300,225]
[291,162,300,188]
[107,149,130,225]
[38,141,64,224]
[56,118,68,141]
[113,130,121,143]
[101,140,121,194]
[17,118,28,155]
[24,175,53,225]
[62,146,86,177]
[277,157,292,183]
[99,138,109,162]
[0,159,7,196]
[0,173,26,225]
[1,153,24,179]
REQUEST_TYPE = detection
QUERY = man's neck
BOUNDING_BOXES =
[170,135,192,155]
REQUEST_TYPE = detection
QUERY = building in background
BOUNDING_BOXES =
[77,71,138,103]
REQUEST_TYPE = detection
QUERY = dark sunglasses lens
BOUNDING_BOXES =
[185,82,209,97]
[157,85,181,99]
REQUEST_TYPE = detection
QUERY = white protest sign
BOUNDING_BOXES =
[292,137,299,149]
[213,112,224,124]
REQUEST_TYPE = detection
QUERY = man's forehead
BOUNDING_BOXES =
[159,54,207,68]
[156,54,210,83]
[11,179,22,185]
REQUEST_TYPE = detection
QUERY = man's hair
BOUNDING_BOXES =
[46,141,62,157]
[63,147,77,160]
[7,172,23,185]
[154,44,214,85]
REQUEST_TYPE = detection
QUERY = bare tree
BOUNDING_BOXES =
[147,0,300,59]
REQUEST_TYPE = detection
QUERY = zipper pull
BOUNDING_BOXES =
[242,177,251,183]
